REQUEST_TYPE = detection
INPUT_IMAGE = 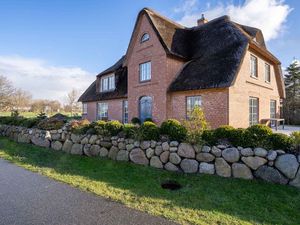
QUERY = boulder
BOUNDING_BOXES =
[276,150,285,155]
[150,140,157,148]
[70,143,83,155]
[267,150,277,161]
[51,141,62,151]
[89,135,98,144]
[83,144,91,156]
[180,159,198,173]
[215,158,231,177]
[211,146,222,157]
[155,146,163,156]
[169,153,181,165]
[217,144,227,149]
[170,141,179,147]
[232,163,253,180]
[100,141,112,149]
[18,134,30,143]
[196,153,215,162]
[178,143,195,159]
[169,147,178,152]
[162,142,169,151]
[116,150,129,161]
[89,145,101,157]
[193,144,202,153]
[99,147,108,157]
[126,144,134,151]
[199,162,215,174]
[108,146,119,160]
[118,142,126,150]
[81,137,89,144]
[289,170,300,188]
[202,146,211,153]
[51,133,61,141]
[254,166,288,185]
[160,151,170,163]
[241,156,267,170]
[31,136,50,148]
[164,162,179,172]
[241,148,254,156]
[254,148,268,157]
[62,139,73,153]
[140,141,150,150]
[129,148,149,165]
[222,148,240,163]
[150,156,163,169]
[275,154,299,179]
[70,134,81,143]
[146,148,154,158]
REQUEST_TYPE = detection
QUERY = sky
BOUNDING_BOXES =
[0,0,299,102]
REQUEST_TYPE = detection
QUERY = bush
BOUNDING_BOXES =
[19,118,41,128]
[37,118,65,130]
[144,118,153,123]
[268,133,294,151]
[160,119,187,142]
[183,107,208,144]
[105,120,123,136]
[214,125,235,140]
[93,120,109,136]
[70,119,90,134]
[290,131,300,153]
[37,112,47,120]
[139,121,159,141]
[123,123,139,138]
[131,117,141,125]
[230,128,247,147]
[202,129,217,146]
[245,124,273,148]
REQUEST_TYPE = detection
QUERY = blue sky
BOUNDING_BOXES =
[0,0,299,101]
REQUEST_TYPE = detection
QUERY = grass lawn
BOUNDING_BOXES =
[0,137,299,225]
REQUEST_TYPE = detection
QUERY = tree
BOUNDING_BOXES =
[11,89,32,111]
[0,75,15,111]
[284,60,300,124]
[66,88,80,115]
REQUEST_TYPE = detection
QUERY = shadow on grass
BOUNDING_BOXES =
[0,137,299,225]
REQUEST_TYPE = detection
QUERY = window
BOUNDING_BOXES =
[100,74,115,92]
[186,96,202,117]
[123,100,128,124]
[141,33,150,43]
[97,102,108,120]
[139,96,152,122]
[82,103,87,114]
[249,97,259,126]
[265,63,271,83]
[250,55,258,78]
[139,62,151,82]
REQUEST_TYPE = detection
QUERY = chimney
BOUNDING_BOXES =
[197,14,208,26]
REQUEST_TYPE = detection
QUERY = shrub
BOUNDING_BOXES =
[183,107,208,144]
[144,118,153,123]
[123,123,139,138]
[70,119,91,134]
[105,120,123,136]
[20,118,40,128]
[268,133,294,151]
[131,117,141,125]
[214,125,235,140]
[202,129,216,146]
[37,112,47,120]
[139,121,159,141]
[230,128,247,147]
[245,124,273,148]
[11,110,19,118]
[290,131,300,153]
[160,119,187,142]
[93,120,109,136]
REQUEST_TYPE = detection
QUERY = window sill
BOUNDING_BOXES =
[250,75,258,80]
[100,89,115,93]
[139,79,151,83]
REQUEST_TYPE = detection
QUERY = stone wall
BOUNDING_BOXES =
[0,124,299,189]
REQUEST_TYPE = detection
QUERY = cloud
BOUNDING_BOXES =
[176,0,292,41]
[0,55,94,103]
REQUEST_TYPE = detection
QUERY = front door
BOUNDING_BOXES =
[139,96,152,122]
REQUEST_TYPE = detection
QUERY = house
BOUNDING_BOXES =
[78,8,285,128]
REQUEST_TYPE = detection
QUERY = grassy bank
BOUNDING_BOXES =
[0,137,299,225]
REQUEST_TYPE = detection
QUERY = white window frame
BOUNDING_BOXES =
[249,97,259,126]
[141,33,150,43]
[123,100,128,124]
[250,55,258,78]
[100,73,115,92]
[186,96,202,117]
[139,61,151,82]
[265,63,271,83]
[82,103,87,114]
[97,102,108,120]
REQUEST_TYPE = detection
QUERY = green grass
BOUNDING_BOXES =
[0,137,299,225]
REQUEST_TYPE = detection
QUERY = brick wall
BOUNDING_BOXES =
[229,47,282,128]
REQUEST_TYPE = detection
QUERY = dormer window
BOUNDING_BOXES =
[141,33,150,43]
[100,73,115,92]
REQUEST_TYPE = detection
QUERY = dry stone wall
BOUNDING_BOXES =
[1,124,299,188]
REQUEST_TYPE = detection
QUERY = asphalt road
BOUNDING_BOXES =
[0,159,177,225]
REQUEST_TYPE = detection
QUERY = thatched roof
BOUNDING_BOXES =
[79,8,281,101]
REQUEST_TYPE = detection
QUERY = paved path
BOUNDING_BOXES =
[0,159,177,225]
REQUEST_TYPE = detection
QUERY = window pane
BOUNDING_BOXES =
[139,96,152,122]
[250,55,257,77]
[123,100,128,123]
[140,62,151,81]
[186,96,202,118]
[265,64,270,82]
[98,103,108,120]
[249,97,258,126]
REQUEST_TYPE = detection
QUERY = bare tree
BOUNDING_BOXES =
[66,88,80,115]
[11,88,32,111]
[0,75,15,111]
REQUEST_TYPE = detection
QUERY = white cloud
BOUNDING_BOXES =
[176,0,292,41]
[0,55,94,103]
